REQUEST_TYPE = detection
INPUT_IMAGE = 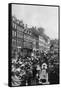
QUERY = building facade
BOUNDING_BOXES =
[12,16,24,57]
[39,35,50,53]
[12,16,39,58]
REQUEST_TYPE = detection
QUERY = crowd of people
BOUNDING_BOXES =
[11,49,59,86]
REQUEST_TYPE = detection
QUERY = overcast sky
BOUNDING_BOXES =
[12,4,58,40]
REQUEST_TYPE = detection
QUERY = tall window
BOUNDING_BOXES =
[12,30,16,37]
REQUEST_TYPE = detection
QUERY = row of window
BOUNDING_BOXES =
[12,29,34,42]
[24,41,33,49]
[12,30,38,49]
[12,38,33,49]
[12,38,23,47]
[24,29,32,35]
[12,22,24,31]
[12,22,32,35]
[12,30,23,39]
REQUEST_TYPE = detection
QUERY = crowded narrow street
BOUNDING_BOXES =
[11,46,59,86]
